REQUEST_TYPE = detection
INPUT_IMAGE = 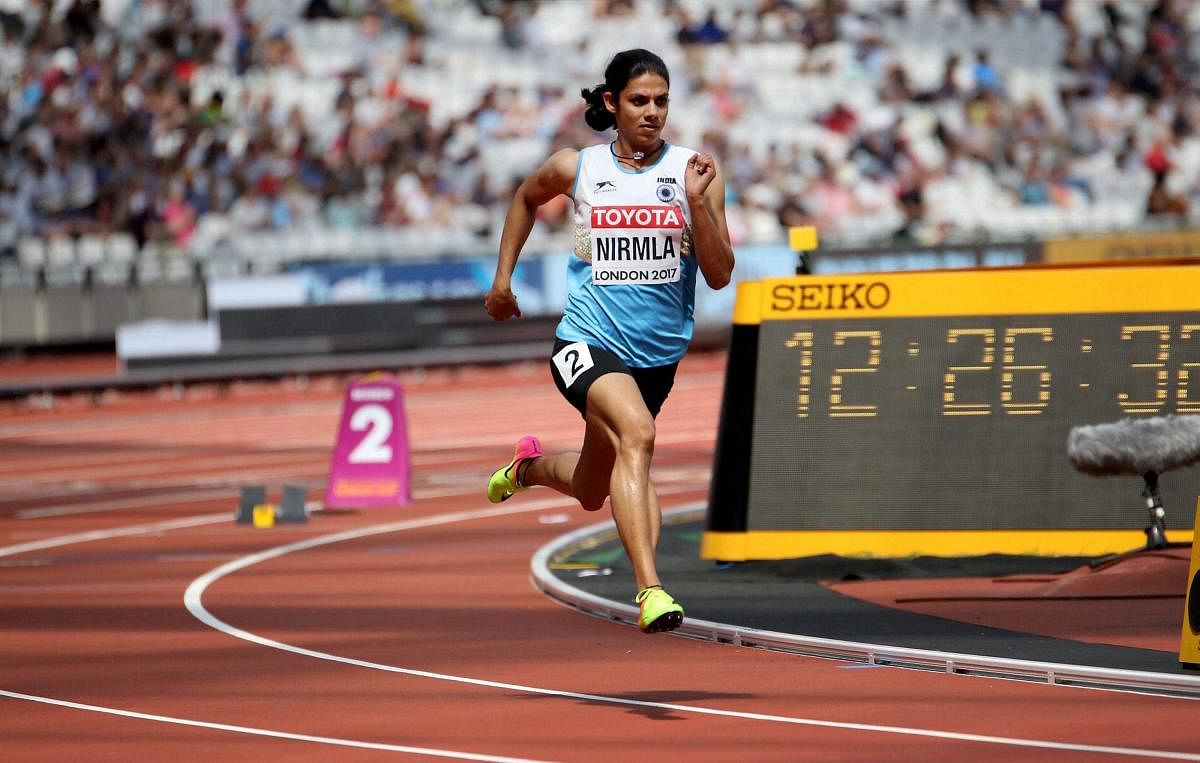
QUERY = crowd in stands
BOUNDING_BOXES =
[1,0,1198,272]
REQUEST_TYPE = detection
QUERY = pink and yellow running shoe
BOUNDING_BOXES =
[487,436,543,503]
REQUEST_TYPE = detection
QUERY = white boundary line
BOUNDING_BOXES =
[17,490,239,519]
[531,505,1200,700]
[0,689,550,763]
[180,501,1200,760]
[1,502,571,760]
[0,513,232,558]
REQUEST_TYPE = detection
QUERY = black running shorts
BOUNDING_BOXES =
[549,338,679,419]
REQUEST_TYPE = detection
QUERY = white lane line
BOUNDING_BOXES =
[4,469,330,499]
[10,478,452,516]
[412,479,704,502]
[9,467,702,523]
[0,402,339,437]
[0,689,551,763]
[17,489,238,519]
[410,427,719,452]
[185,504,1200,761]
[0,499,568,760]
[0,514,231,559]
[0,453,324,486]
[14,476,704,520]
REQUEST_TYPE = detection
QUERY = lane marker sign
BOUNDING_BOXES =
[325,373,411,509]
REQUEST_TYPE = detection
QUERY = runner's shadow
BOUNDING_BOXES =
[525,689,757,722]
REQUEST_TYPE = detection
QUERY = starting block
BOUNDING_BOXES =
[236,484,309,526]
[236,486,267,524]
[277,484,308,523]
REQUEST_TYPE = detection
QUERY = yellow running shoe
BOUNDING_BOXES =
[635,586,684,633]
[487,436,543,503]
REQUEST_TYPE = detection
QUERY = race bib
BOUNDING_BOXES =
[552,341,594,388]
[589,205,683,286]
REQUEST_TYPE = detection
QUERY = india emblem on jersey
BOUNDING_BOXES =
[589,205,684,286]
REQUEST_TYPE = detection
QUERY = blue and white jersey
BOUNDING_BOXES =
[556,142,699,368]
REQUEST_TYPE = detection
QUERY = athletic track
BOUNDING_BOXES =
[1,352,1198,762]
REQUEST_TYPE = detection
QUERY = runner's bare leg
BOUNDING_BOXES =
[522,373,661,589]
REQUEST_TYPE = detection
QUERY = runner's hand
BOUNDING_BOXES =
[685,153,717,200]
[484,286,521,321]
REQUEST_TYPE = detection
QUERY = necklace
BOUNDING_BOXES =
[609,140,664,163]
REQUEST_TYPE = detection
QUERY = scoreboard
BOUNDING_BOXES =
[703,262,1200,560]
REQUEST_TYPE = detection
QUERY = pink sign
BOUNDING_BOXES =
[325,374,412,508]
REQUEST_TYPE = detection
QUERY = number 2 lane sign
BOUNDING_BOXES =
[325,374,412,508]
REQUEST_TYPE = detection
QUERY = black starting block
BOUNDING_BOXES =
[277,484,309,523]
[236,484,308,525]
[236,485,267,524]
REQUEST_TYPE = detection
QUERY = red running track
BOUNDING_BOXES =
[1,353,1198,762]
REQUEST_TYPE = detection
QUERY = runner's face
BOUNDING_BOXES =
[610,73,669,146]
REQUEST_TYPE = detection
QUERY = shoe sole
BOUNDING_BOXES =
[640,610,683,633]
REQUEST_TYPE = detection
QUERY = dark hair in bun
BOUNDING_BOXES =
[579,49,670,132]
[580,85,614,131]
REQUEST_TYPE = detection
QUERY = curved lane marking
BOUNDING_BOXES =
[184,502,1200,761]
[0,689,550,763]
[0,505,564,760]
[532,508,1200,700]
[0,513,231,559]
[17,490,238,520]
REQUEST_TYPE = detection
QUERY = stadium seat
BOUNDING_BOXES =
[277,230,312,262]
[326,228,356,260]
[16,237,46,271]
[76,234,106,267]
[105,233,139,265]
[45,237,77,270]
[6,0,1195,278]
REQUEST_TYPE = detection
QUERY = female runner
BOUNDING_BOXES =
[484,48,734,633]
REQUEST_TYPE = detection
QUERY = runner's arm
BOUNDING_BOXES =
[485,149,578,321]
[685,154,734,290]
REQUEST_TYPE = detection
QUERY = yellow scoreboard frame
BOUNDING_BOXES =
[1182,499,1200,667]
[703,261,1200,561]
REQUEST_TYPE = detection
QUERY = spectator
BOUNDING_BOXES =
[303,0,341,20]
[215,0,254,73]
[159,179,196,247]
[3,0,1199,267]
[1146,173,1188,218]
[678,9,729,45]
[228,183,270,232]
[820,101,858,136]
[972,50,1004,95]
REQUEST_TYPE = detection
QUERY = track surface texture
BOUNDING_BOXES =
[1,352,1198,762]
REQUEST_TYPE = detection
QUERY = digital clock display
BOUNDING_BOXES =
[704,263,1200,560]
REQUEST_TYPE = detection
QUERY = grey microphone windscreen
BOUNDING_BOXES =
[1067,415,1200,476]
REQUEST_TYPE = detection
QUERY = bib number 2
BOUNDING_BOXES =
[553,342,594,388]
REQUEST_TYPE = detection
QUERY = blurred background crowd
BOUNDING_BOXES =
[1,0,1198,273]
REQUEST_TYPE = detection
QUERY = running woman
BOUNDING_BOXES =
[483,49,734,634]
